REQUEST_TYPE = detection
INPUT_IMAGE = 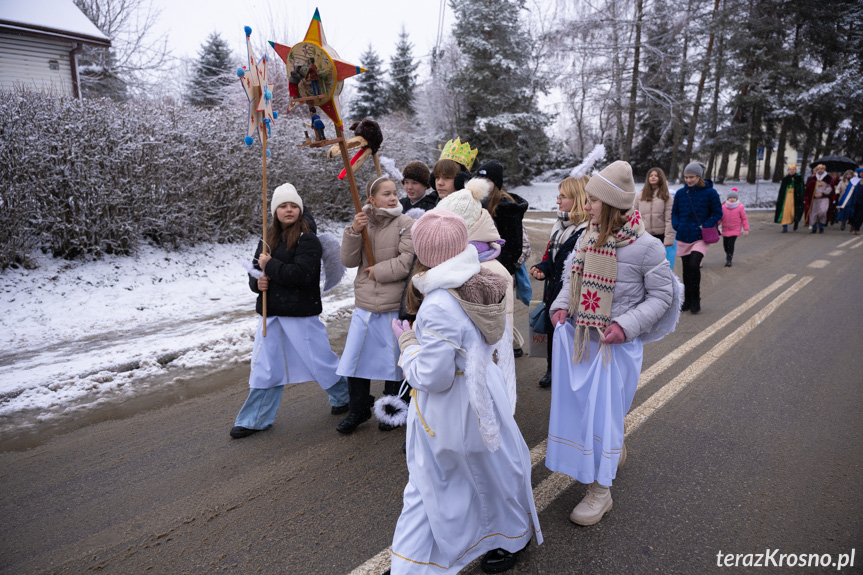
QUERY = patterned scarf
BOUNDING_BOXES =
[568,209,645,362]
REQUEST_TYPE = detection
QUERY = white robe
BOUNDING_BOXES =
[390,288,542,575]
[337,307,403,381]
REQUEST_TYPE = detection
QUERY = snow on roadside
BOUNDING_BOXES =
[0,233,356,432]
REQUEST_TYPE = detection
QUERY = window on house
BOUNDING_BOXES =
[48,60,59,71]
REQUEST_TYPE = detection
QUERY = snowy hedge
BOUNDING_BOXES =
[0,90,430,268]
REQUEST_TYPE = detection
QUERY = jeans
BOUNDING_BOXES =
[235,376,349,429]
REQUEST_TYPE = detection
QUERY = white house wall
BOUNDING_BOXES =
[0,32,75,96]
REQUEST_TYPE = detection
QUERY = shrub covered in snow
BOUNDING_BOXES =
[0,90,430,268]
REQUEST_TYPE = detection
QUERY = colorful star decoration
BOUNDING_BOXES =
[237,26,276,146]
[269,8,365,128]
[581,290,601,313]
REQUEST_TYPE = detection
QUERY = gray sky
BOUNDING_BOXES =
[152,0,454,75]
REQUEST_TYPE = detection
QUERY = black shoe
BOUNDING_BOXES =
[793,222,798,231]
[480,548,517,574]
[811,226,818,234]
[331,404,349,415]
[513,348,524,359]
[690,300,701,314]
[681,299,691,312]
[401,441,407,454]
[230,426,259,439]
[379,421,398,432]
[337,409,372,434]
[538,370,552,388]
[724,257,732,267]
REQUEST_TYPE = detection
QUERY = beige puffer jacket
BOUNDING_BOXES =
[342,205,415,313]
[635,191,675,246]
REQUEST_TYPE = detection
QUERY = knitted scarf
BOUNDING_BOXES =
[568,209,645,363]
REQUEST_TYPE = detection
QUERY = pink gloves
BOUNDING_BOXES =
[551,309,568,326]
[392,318,411,338]
[600,322,626,345]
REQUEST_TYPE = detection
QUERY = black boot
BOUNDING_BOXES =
[480,541,529,574]
[725,255,732,267]
[690,299,701,314]
[538,369,552,388]
[793,221,799,231]
[811,225,818,234]
[337,404,373,434]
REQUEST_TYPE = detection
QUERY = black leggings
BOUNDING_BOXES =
[347,377,405,413]
[680,251,704,302]
[723,236,737,257]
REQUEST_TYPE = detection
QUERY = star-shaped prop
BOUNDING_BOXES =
[237,26,276,146]
[269,8,364,128]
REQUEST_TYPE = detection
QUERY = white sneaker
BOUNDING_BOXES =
[570,481,613,526]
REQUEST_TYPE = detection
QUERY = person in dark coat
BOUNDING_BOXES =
[399,161,438,216]
[230,184,349,439]
[671,162,722,314]
[850,175,863,235]
[530,176,590,387]
[476,160,529,356]
[774,164,805,232]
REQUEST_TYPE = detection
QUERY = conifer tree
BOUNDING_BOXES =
[448,0,550,184]
[387,27,419,116]
[352,45,389,120]
[185,32,234,108]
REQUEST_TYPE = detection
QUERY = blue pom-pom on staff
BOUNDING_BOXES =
[245,136,254,146]
[244,26,252,36]
[273,111,279,119]
[236,67,245,77]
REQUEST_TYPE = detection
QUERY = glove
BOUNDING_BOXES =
[551,309,568,326]
[392,318,411,338]
[600,322,626,345]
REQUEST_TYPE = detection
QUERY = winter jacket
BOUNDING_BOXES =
[720,202,750,237]
[550,232,674,342]
[635,191,675,246]
[483,192,529,275]
[342,205,415,313]
[533,220,588,332]
[250,216,323,317]
[400,190,439,215]
[671,180,723,244]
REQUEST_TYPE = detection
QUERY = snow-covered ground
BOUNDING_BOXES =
[0,224,357,436]
[0,178,778,437]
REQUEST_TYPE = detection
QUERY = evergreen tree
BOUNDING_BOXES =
[352,45,389,120]
[185,32,234,108]
[387,27,420,116]
[448,0,550,184]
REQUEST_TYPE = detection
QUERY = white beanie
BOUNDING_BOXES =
[436,177,491,228]
[585,160,636,210]
[271,183,303,216]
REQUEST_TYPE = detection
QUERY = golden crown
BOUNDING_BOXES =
[439,138,478,170]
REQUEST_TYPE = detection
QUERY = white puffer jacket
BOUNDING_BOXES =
[550,232,674,341]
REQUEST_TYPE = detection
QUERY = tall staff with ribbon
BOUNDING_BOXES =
[238,26,277,336]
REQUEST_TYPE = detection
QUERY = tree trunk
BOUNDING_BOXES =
[772,118,789,182]
[733,146,743,180]
[746,105,762,184]
[622,0,644,162]
[669,0,692,183]
[683,0,721,166]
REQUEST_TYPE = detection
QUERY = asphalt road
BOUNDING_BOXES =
[1,211,861,575]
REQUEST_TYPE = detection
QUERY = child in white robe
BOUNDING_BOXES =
[386,210,542,575]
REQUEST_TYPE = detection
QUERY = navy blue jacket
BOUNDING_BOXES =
[671,181,722,243]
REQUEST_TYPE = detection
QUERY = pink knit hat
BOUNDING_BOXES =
[412,210,469,267]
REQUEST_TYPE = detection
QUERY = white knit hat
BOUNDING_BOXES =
[271,183,303,216]
[585,160,636,210]
[436,178,491,228]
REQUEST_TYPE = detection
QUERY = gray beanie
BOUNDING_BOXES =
[584,160,636,210]
[683,162,707,178]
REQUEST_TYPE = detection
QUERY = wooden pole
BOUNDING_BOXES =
[336,124,375,265]
[261,124,268,337]
[373,153,382,177]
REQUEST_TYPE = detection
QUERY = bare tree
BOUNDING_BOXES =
[74,0,168,99]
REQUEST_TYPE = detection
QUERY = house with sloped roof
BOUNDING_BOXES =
[0,0,110,98]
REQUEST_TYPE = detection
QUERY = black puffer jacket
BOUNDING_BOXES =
[249,215,323,317]
[532,225,586,332]
[484,192,529,274]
